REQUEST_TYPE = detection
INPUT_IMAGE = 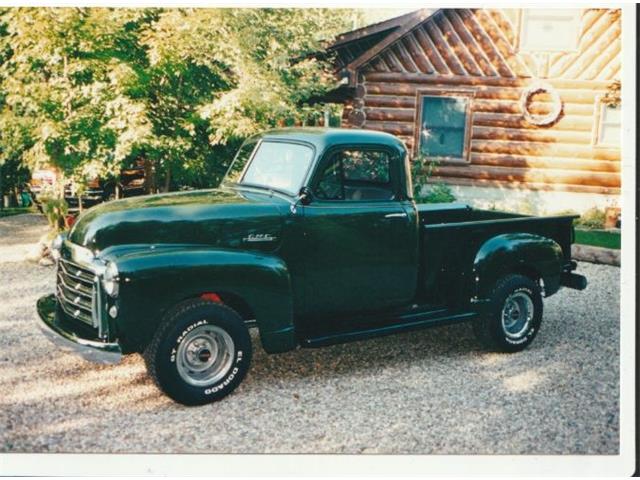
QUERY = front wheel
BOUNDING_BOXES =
[144,299,252,405]
[472,274,543,352]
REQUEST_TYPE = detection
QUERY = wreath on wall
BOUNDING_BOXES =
[520,82,563,126]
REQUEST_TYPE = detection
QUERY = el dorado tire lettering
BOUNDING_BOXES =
[205,367,239,395]
[36,129,587,405]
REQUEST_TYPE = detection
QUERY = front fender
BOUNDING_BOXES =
[110,246,296,354]
[473,233,564,300]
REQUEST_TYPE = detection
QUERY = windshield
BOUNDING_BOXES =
[224,140,314,195]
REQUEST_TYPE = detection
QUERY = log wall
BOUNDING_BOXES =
[341,8,621,195]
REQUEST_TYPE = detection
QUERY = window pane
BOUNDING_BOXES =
[314,149,394,201]
[342,150,390,183]
[602,104,621,125]
[241,141,313,194]
[421,96,467,128]
[599,125,621,145]
[598,105,621,145]
[224,140,257,184]
[315,157,343,200]
[521,9,580,51]
[420,96,468,158]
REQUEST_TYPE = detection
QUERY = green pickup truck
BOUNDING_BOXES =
[37,128,587,405]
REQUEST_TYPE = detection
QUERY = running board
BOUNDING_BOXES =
[300,311,478,348]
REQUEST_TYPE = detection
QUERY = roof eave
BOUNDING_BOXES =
[342,8,438,87]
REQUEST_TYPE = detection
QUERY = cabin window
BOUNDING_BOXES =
[314,149,395,201]
[596,103,621,146]
[519,9,581,52]
[418,94,471,162]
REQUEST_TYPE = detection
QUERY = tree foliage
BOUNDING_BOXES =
[0,7,355,195]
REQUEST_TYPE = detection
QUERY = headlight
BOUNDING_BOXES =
[102,261,119,297]
[50,233,65,261]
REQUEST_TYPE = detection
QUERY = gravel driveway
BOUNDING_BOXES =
[0,213,619,454]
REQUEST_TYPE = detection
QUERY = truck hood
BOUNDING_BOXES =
[68,187,289,253]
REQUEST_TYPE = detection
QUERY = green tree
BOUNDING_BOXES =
[0,7,356,200]
[0,9,154,205]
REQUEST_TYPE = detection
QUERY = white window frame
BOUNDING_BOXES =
[518,9,581,53]
[593,97,621,147]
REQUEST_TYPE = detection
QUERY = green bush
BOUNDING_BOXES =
[415,183,456,204]
[575,207,606,229]
[38,192,68,232]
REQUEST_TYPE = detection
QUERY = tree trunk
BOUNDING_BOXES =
[164,169,171,192]
[143,158,156,194]
[0,163,4,210]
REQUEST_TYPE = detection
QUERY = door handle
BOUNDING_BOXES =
[384,212,408,219]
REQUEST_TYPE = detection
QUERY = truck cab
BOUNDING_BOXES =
[37,128,586,405]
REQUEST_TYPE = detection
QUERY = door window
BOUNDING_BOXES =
[314,149,394,201]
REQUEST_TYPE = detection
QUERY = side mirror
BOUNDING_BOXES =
[298,186,312,206]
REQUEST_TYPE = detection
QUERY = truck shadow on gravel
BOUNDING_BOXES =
[243,322,483,387]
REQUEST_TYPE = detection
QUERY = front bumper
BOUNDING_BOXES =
[36,294,122,365]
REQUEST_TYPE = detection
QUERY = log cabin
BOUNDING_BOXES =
[327,8,621,214]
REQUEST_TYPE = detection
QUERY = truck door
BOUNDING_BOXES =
[301,146,418,316]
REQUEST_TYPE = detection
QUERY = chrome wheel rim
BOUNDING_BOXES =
[501,292,534,339]
[176,324,235,387]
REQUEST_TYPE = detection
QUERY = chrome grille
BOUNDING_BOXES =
[57,257,96,326]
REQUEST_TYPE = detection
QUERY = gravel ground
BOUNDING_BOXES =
[0,213,619,454]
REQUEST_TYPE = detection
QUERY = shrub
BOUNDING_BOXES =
[576,207,606,229]
[415,183,456,204]
[38,192,68,232]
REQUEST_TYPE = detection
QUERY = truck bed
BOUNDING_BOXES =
[417,203,577,305]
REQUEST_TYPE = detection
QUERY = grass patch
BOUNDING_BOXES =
[575,229,620,250]
[0,207,36,218]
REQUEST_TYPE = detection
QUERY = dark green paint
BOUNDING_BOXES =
[39,128,585,358]
[114,246,295,353]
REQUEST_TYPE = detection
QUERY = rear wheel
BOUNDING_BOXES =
[144,299,252,405]
[473,274,543,352]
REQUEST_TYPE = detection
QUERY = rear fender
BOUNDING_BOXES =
[111,246,296,354]
[472,233,564,300]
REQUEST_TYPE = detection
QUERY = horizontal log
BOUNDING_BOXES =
[396,135,414,147]
[469,152,621,173]
[363,121,414,136]
[472,126,594,145]
[363,97,596,116]
[472,99,595,116]
[473,112,593,131]
[363,110,594,132]
[471,140,620,161]
[428,175,620,196]
[363,72,613,90]
[365,95,416,109]
[432,165,620,188]
[572,244,620,266]
[364,82,603,104]
[364,107,415,122]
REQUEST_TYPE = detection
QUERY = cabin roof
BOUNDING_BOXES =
[330,10,421,48]
[328,9,438,85]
